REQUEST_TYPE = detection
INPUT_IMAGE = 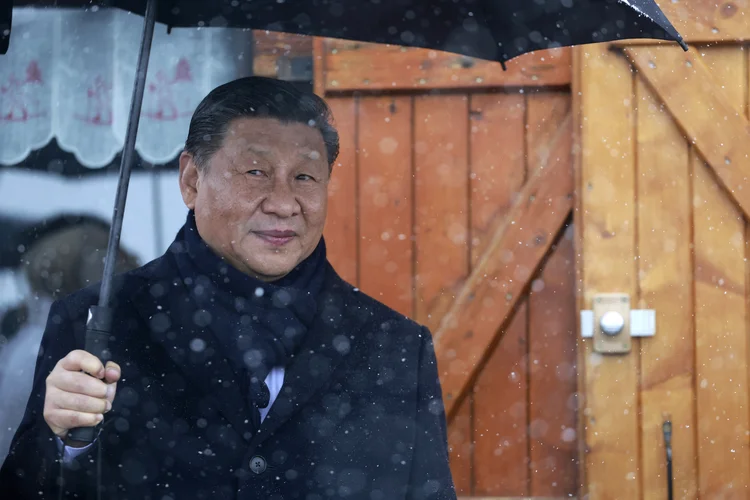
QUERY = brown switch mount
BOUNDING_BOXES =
[592,293,631,354]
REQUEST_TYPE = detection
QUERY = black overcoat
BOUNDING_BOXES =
[0,249,456,500]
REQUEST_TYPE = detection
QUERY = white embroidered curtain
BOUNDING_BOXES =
[0,8,254,168]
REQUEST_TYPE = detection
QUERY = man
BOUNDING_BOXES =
[0,220,140,467]
[0,76,456,499]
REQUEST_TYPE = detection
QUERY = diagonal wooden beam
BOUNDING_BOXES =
[434,114,574,421]
[617,0,750,45]
[620,44,750,220]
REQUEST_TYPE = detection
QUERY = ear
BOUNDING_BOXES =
[178,151,201,210]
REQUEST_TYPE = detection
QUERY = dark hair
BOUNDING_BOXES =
[184,76,339,169]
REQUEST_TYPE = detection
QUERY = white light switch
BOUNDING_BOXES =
[580,310,655,338]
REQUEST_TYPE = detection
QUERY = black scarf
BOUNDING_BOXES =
[169,211,326,429]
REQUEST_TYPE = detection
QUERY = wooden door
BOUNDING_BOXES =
[576,2,750,498]
[316,38,579,497]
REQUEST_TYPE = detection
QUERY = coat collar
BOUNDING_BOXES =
[131,254,369,449]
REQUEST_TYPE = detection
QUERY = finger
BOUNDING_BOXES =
[105,382,117,405]
[52,371,108,399]
[53,390,110,414]
[47,409,103,431]
[59,350,104,379]
[104,361,121,384]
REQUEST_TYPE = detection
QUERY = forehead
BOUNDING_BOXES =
[222,117,325,152]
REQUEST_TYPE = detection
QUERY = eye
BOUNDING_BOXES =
[246,169,264,176]
[296,173,315,181]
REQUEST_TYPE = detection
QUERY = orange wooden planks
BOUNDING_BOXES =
[319,84,578,496]
[469,92,526,265]
[320,39,571,92]
[448,399,473,495]
[526,92,571,176]
[357,96,414,316]
[435,112,573,419]
[467,91,526,497]
[324,97,358,285]
[473,300,530,496]
[413,93,471,491]
[528,230,577,497]
[526,92,577,497]
[413,94,470,331]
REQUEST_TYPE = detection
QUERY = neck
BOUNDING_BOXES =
[203,240,290,283]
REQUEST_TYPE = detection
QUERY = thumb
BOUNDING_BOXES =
[103,361,121,384]
[103,361,120,405]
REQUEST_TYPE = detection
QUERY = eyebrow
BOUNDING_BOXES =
[245,145,324,161]
[246,145,271,156]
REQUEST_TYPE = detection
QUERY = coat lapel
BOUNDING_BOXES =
[249,266,367,448]
[131,255,255,443]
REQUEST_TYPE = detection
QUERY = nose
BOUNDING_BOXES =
[260,177,300,218]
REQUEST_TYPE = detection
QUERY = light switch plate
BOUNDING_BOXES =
[580,309,655,338]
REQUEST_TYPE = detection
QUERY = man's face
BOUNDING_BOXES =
[178,117,330,281]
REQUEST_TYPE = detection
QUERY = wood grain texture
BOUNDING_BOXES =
[526,93,578,497]
[413,95,470,330]
[528,226,578,496]
[448,399,473,495]
[693,47,750,499]
[473,300,530,496]
[612,0,750,44]
[435,111,573,420]
[469,93,526,265]
[635,75,697,500]
[323,97,358,285]
[312,37,326,97]
[623,45,750,221]
[578,43,640,500]
[357,96,414,317]
[571,46,588,498]
[317,79,577,494]
[320,39,570,92]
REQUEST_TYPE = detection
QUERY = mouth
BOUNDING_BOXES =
[253,230,297,246]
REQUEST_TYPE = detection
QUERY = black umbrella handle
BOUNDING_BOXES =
[66,306,113,444]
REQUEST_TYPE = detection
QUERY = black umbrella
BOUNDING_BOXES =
[3,0,688,61]
[1,0,686,449]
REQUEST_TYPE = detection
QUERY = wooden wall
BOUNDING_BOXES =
[315,38,579,497]
[576,37,750,499]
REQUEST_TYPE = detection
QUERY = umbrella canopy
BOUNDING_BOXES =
[2,0,687,61]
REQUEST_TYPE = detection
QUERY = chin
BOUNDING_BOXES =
[243,256,298,279]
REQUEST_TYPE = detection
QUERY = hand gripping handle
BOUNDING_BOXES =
[66,306,112,444]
